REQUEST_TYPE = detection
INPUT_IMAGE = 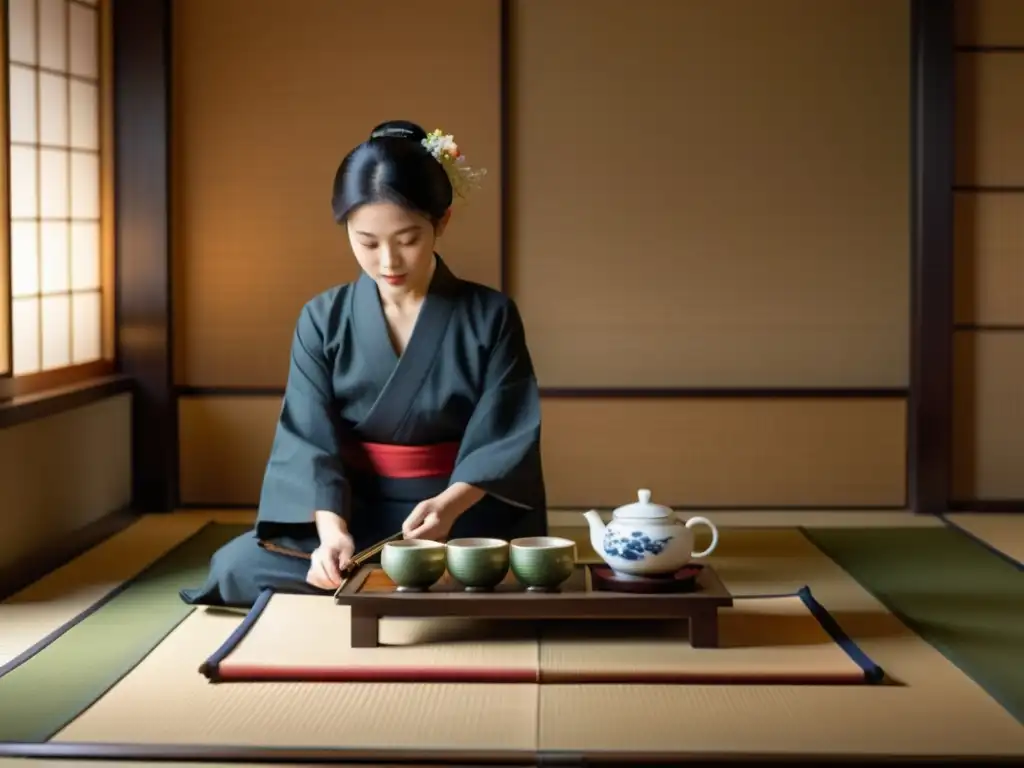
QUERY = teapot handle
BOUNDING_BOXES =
[682,516,719,558]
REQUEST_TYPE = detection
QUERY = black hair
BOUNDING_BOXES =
[331,120,453,224]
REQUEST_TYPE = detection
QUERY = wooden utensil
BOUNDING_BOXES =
[256,530,406,595]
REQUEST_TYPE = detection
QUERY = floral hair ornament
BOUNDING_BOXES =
[422,129,487,200]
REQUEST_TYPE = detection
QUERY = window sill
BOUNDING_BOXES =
[0,374,134,430]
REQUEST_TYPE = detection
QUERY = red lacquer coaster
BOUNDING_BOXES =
[589,564,704,593]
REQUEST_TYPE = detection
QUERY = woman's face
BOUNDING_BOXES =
[347,202,450,297]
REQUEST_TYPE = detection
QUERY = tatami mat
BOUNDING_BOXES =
[55,606,539,751]
[1,508,929,667]
[206,588,878,685]
[0,516,205,667]
[946,513,1024,565]
[49,528,1024,758]
[0,512,254,667]
[538,530,1024,756]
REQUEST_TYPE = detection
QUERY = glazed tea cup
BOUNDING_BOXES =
[445,538,510,591]
[380,539,447,592]
[510,536,577,591]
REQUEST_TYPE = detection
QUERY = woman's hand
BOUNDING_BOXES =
[401,497,457,541]
[402,482,486,540]
[307,512,356,590]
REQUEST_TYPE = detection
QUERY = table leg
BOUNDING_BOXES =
[350,608,379,648]
[688,608,719,648]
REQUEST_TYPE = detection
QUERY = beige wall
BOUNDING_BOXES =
[510,0,908,390]
[172,0,910,509]
[179,395,906,508]
[0,394,132,570]
[953,0,1024,501]
[170,0,502,387]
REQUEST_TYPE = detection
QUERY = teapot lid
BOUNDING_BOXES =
[612,489,672,520]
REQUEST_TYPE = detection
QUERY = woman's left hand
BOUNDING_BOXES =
[401,496,457,541]
[402,482,486,541]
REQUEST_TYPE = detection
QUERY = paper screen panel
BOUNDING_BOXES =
[953,331,1024,501]
[956,53,1024,187]
[171,0,502,387]
[178,395,906,508]
[508,0,910,388]
[956,0,1024,46]
[954,193,1024,326]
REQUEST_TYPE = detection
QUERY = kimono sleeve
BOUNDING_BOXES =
[255,303,349,536]
[449,299,545,511]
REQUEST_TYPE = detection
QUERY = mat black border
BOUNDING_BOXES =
[196,582,885,685]
[0,742,1021,765]
[112,0,1021,515]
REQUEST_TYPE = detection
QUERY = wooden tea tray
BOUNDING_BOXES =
[333,564,734,649]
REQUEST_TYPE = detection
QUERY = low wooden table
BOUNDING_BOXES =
[333,564,734,649]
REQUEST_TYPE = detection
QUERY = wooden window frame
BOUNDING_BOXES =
[0,0,114,404]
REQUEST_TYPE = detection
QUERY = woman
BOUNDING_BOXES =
[180,120,547,608]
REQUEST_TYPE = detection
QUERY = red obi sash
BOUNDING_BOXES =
[341,441,459,479]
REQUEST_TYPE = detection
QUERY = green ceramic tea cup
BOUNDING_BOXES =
[380,539,447,592]
[445,537,510,591]
[510,536,577,591]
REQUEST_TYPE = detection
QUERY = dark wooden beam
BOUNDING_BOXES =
[499,0,511,294]
[908,0,955,515]
[112,0,176,513]
[949,500,1024,513]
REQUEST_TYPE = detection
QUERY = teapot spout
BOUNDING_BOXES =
[582,509,606,556]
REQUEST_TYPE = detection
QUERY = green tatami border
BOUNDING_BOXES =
[802,525,1024,725]
[0,523,247,743]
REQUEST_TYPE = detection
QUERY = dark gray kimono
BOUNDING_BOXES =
[180,256,547,607]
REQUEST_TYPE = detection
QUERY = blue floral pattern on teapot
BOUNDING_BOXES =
[602,529,674,561]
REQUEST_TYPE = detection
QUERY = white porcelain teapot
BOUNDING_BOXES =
[583,489,719,579]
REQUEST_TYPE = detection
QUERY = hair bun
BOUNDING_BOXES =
[368,120,428,144]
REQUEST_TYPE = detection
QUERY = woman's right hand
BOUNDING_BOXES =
[306,528,356,590]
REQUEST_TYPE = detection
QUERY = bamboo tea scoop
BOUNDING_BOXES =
[257,529,404,579]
